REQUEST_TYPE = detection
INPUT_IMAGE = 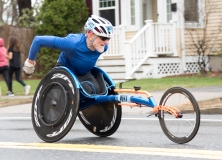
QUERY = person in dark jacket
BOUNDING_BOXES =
[7,36,30,95]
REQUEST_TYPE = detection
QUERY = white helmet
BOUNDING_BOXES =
[84,15,114,38]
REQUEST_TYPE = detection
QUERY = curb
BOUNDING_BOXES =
[0,96,222,114]
[0,96,33,99]
[200,107,222,114]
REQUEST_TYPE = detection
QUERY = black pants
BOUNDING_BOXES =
[0,65,10,90]
[56,63,100,94]
[77,71,101,94]
[8,67,26,92]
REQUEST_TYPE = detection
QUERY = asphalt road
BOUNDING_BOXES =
[0,112,221,160]
[0,86,221,160]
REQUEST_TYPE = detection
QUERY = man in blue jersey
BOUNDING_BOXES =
[22,15,113,94]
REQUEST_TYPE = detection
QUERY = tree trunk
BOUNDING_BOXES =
[11,0,18,25]
[0,0,4,26]
[17,0,32,16]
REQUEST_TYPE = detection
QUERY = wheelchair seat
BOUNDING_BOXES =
[79,72,108,98]
[78,67,115,99]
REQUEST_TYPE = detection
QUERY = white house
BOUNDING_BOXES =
[86,0,222,83]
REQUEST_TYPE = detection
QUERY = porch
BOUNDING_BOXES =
[96,20,200,83]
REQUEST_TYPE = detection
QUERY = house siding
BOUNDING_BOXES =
[184,0,222,56]
[125,31,137,40]
[152,0,158,22]
[209,56,222,71]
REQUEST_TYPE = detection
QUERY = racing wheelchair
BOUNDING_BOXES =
[31,66,200,144]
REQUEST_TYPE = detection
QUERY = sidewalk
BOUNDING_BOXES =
[0,95,33,99]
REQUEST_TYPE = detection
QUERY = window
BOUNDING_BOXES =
[99,0,115,7]
[99,0,116,26]
[131,0,135,25]
[167,0,172,22]
[184,0,198,22]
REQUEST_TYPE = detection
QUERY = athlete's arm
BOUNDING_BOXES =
[28,35,75,61]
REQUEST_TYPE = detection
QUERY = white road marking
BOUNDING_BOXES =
[0,117,222,122]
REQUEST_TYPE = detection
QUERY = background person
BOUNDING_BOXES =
[7,36,30,95]
[22,15,113,94]
[0,38,13,96]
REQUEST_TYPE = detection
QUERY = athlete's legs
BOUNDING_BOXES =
[55,63,101,94]
[77,71,100,94]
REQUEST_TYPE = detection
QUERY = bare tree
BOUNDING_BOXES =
[0,0,4,26]
[17,0,44,27]
[0,0,42,26]
[0,0,19,25]
[11,0,18,25]
[183,0,222,75]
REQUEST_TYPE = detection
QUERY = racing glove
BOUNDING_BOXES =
[22,59,36,76]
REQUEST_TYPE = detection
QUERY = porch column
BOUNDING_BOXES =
[145,20,153,57]
[92,0,99,15]
[124,41,133,80]
[179,0,186,73]
[170,20,178,56]
[157,0,167,23]
[120,0,129,26]
[135,0,142,29]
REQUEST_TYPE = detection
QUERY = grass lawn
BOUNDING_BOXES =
[120,76,222,91]
[0,79,40,96]
[0,76,221,96]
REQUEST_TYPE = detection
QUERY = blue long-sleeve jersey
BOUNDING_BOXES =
[28,33,108,75]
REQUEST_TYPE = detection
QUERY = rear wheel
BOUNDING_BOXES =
[31,68,80,142]
[78,84,122,137]
[158,87,200,144]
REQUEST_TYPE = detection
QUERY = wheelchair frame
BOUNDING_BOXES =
[31,66,200,144]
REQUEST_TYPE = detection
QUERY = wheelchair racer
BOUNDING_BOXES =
[22,15,113,94]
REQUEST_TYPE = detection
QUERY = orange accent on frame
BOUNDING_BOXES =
[118,102,141,107]
[114,89,151,98]
[153,105,182,118]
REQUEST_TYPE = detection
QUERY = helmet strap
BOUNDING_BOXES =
[91,35,104,53]
[90,35,98,51]
[90,35,97,46]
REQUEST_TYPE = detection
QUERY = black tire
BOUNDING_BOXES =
[158,87,200,144]
[31,68,80,142]
[78,83,122,137]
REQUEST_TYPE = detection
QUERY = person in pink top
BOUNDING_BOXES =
[0,38,13,96]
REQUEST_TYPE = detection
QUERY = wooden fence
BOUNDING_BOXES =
[0,24,35,66]
[0,24,35,79]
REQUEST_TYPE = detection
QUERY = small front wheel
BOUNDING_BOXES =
[158,87,200,144]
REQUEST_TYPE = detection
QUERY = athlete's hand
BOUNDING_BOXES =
[22,59,36,76]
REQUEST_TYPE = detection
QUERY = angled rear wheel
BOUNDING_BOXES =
[78,82,122,137]
[78,101,121,137]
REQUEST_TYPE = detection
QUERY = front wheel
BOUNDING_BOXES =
[158,87,200,144]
